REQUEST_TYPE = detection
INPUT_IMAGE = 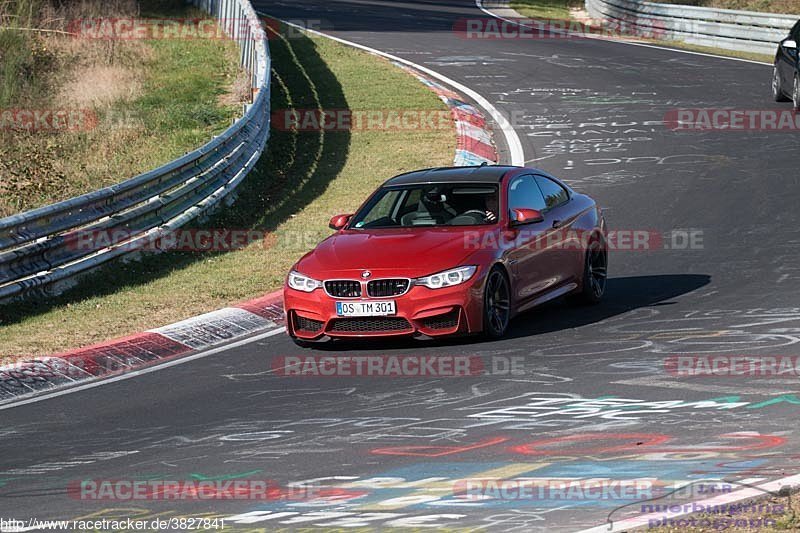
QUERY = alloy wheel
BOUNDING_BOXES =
[794,75,800,112]
[773,66,782,100]
[485,270,510,336]
[587,241,607,299]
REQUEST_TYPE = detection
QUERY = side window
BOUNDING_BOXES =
[791,21,800,40]
[508,175,546,212]
[534,175,570,210]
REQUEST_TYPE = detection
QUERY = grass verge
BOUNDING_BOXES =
[510,0,780,63]
[0,21,454,359]
[510,0,584,19]
[0,0,245,216]
[511,0,798,14]
[669,0,799,14]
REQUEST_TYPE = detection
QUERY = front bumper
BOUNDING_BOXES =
[284,277,484,339]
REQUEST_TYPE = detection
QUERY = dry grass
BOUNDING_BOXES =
[0,0,242,216]
[58,64,143,108]
[219,67,252,108]
[38,0,139,23]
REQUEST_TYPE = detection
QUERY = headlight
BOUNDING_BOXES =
[288,270,322,292]
[414,266,477,289]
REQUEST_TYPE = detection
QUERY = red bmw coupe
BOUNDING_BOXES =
[284,165,607,344]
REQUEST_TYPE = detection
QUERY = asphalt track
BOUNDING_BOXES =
[2,1,800,531]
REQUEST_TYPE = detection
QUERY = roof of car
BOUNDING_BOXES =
[384,165,520,186]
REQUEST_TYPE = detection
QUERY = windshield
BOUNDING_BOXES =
[349,183,500,228]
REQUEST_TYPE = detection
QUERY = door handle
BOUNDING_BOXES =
[552,219,562,229]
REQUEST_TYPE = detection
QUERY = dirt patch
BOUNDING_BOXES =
[58,64,143,108]
[0,0,240,216]
[219,67,253,108]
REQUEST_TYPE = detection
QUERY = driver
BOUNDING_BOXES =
[450,191,497,224]
[419,188,457,223]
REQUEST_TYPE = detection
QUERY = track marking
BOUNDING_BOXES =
[475,0,772,66]
[261,12,526,166]
[613,375,799,395]
[0,327,287,411]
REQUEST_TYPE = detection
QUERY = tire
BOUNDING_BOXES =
[572,236,607,305]
[482,266,511,339]
[773,65,790,102]
[793,74,800,112]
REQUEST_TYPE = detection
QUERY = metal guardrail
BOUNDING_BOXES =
[0,0,270,303]
[585,0,796,55]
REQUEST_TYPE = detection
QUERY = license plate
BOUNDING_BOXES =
[336,300,396,317]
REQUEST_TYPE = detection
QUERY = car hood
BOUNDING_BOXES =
[294,228,486,279]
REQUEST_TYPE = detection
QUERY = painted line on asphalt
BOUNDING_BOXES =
[262,12,526,166]
[475,0,772,66]
[575,470,800,532]
[614,374,800,395]
[0,327,286,412]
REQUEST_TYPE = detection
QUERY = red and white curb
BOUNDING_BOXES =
[394,62,498,166]
[0,291,284,405]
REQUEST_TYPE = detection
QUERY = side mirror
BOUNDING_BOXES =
[510,208,544,226]
[329,214,352,230]
[783,39,797,50]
